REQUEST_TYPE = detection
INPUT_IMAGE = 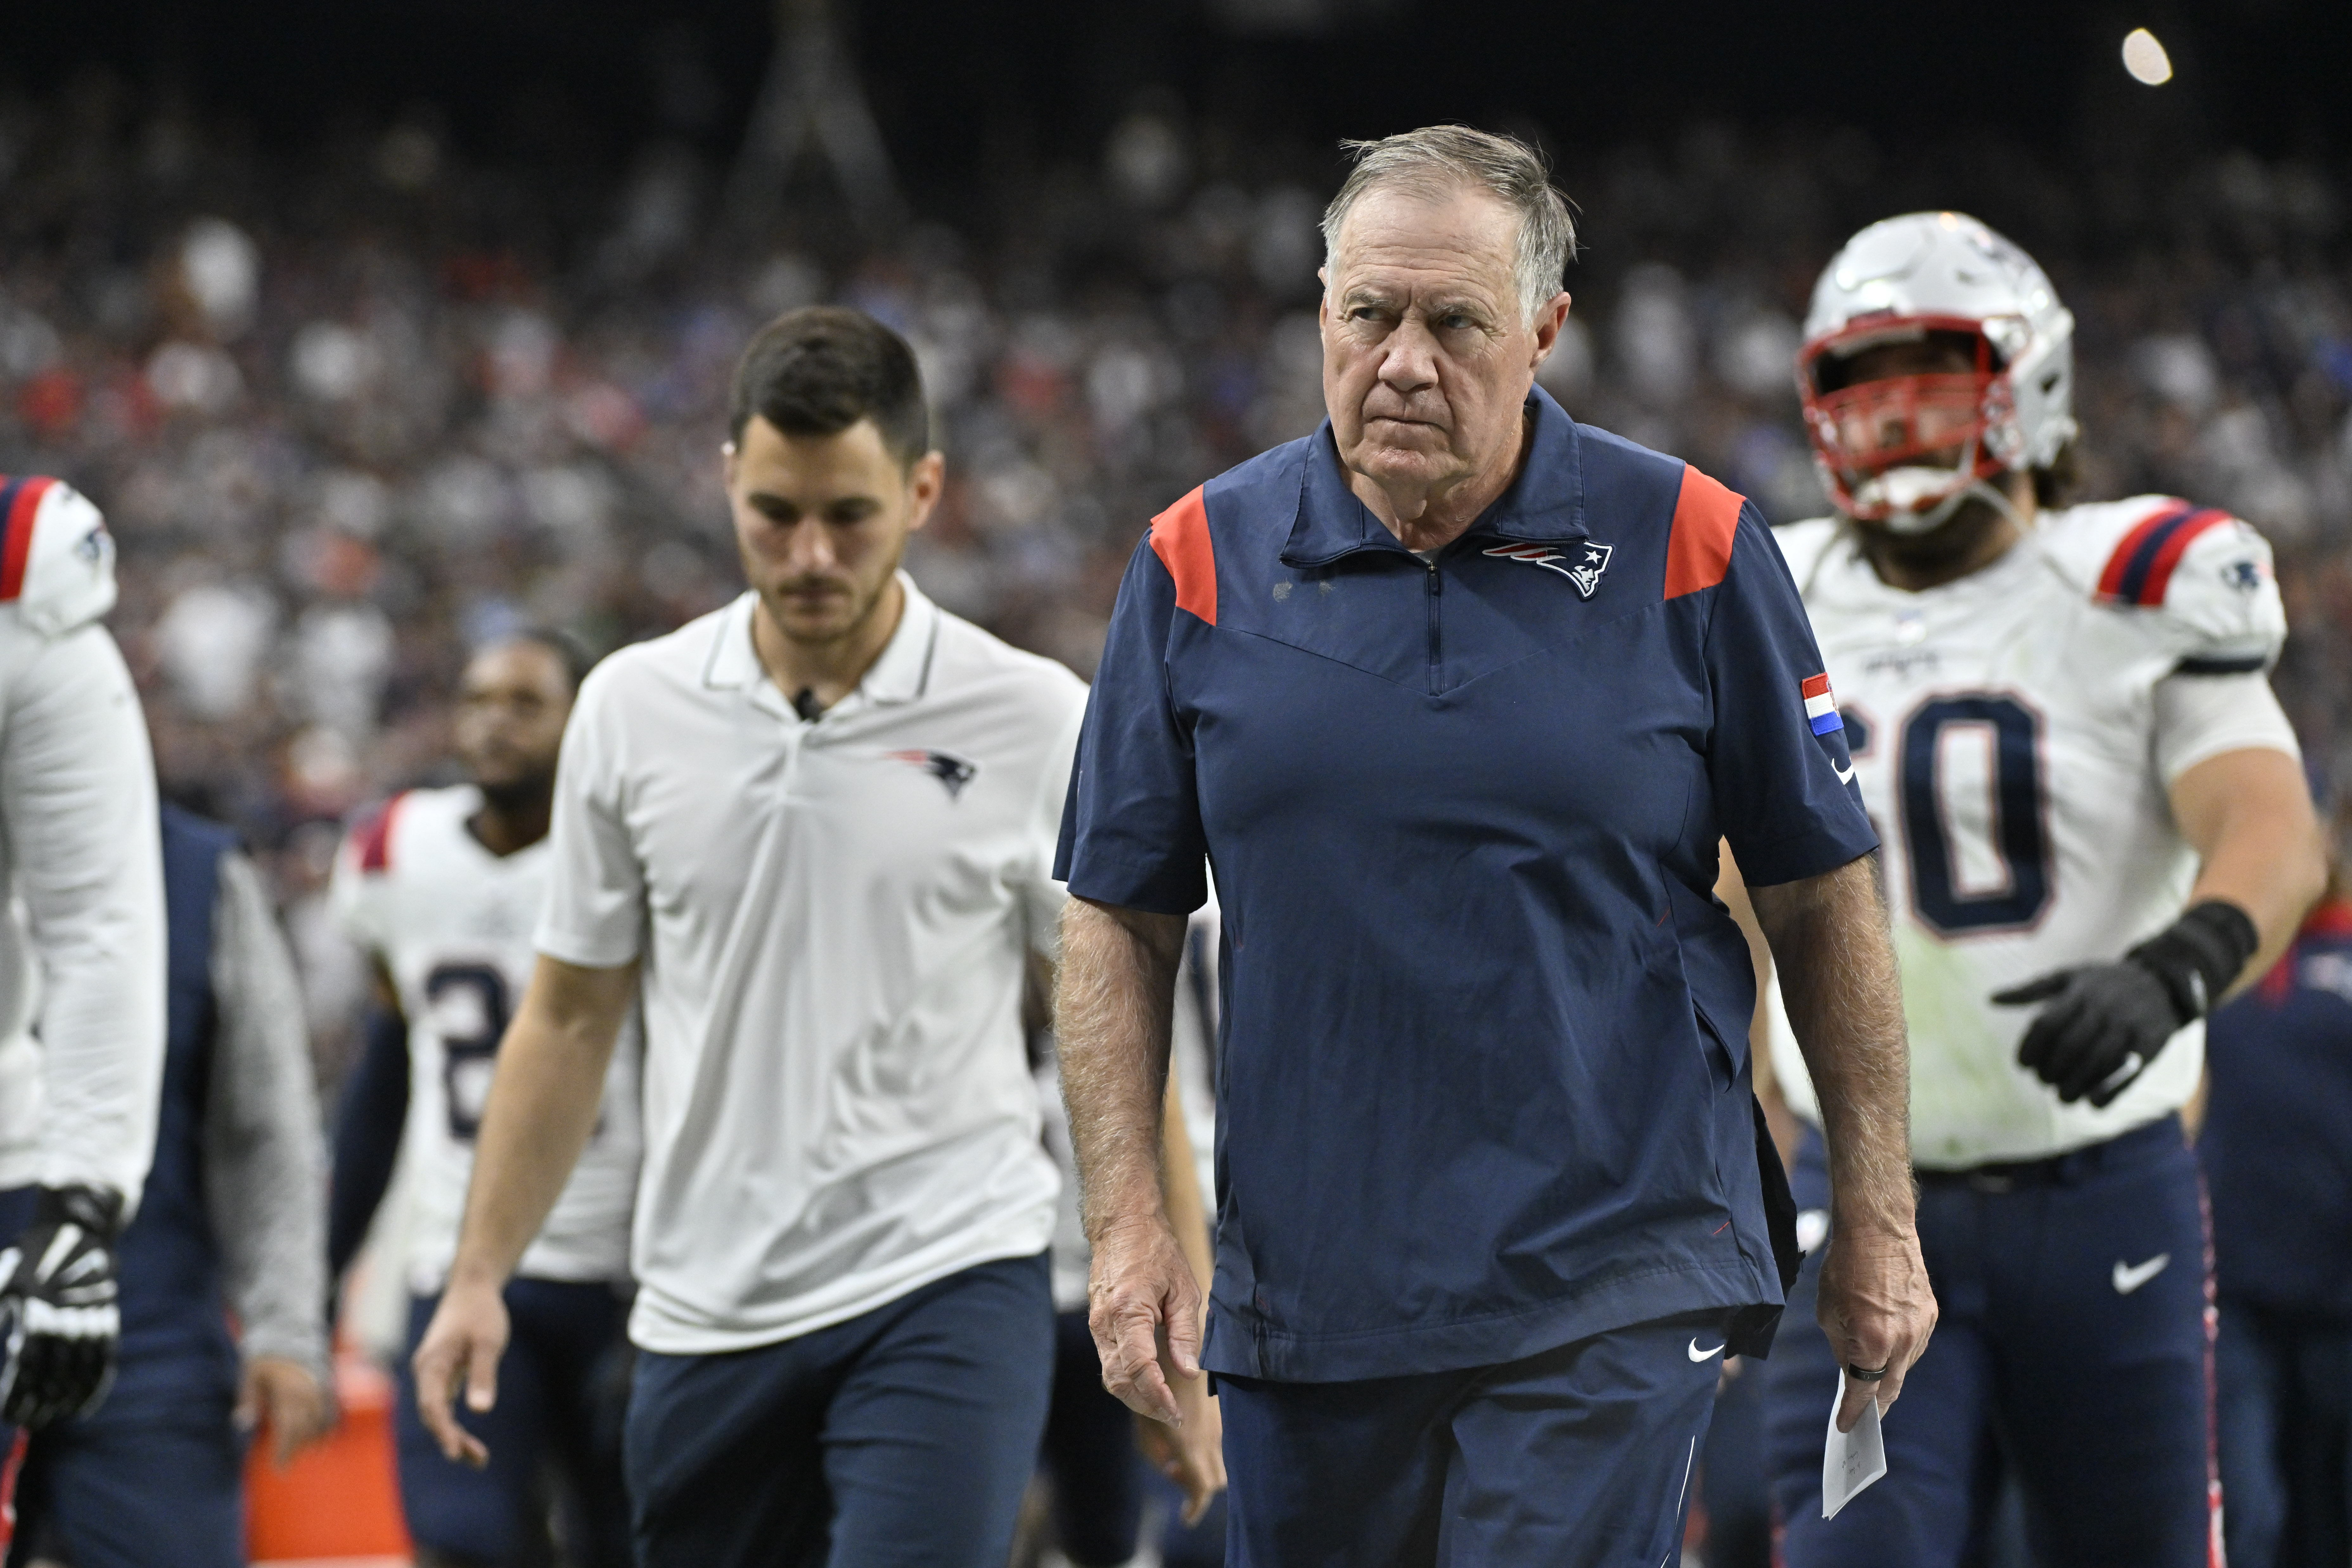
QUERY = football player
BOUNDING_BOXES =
[1734,212,2327,1565]
[329,632,641,1568]
[0,477,166,1440]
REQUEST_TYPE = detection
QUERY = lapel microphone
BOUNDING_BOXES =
[791,688,824,722]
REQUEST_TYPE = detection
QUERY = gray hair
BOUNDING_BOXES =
[1319,125,1577,327]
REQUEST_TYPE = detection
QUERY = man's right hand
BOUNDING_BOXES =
[1087,1217,1204,1428]
[410,1279,510,1468]
[1814,1220,1937,1433]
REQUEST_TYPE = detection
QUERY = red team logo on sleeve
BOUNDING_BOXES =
[1803,673,1858,787]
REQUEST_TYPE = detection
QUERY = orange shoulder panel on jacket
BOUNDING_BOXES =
[1148,485,1217,626]
[1662,465,1744,600]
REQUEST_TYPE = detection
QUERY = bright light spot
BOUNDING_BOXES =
[2123,28,2173,86]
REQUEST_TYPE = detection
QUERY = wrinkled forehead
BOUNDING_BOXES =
[1328,185,1520,301]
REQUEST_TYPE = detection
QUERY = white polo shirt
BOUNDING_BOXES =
[537,574,1084,1354]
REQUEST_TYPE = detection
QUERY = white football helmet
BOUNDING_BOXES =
[1798,211,2076,532]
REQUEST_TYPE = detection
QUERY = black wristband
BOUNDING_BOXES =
[2125,899,2260,1025]
[32,1186,125,1244]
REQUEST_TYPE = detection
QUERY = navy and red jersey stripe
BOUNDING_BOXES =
[349,793,408,874]
[2095,501,2233,608]
[0,476,58,602]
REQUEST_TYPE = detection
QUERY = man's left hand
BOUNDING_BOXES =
[1996,961,2182,1106]
[1087,1217,1202,1427]
[1815,1221,1937,1434]
[237,1357,335,1468]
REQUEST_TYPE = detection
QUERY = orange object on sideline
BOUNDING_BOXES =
[246,1353,412,1562]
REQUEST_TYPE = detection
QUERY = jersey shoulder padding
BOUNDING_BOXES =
[2039,496,2285,669]
[346,791,413,878]
[0,477,117,637]
[1770,516,1844,600]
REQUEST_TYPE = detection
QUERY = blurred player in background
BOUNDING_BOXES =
[2202,794,2352,1568]
[412,307,1197,1568]
[0,477,166,1449]
[1030,898,1224,1566]
[330,632,640,1568]
[12,802,332,1567]
[1746,212,2326,1566]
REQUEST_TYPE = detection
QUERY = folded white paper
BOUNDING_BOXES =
[1822,1369,1888,1520]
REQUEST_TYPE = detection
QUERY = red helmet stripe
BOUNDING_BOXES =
[0,477,56,602]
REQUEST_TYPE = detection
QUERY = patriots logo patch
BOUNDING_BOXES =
[888,749,977,800]
[1484,540,1614,599]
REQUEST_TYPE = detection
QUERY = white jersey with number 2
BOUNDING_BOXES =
[1765,496,2298,1168]
[333,785,642,1292]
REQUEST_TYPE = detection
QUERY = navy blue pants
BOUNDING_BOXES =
[626,1252,1054,1568]
[0,1176,244,1568]
[1764,1118,2216,1567]
[396,1276,634,1568]
[7,1413,244,1568]
[1041,1309,1228,1566]
[2214,1297,2351,1568]
[1699,1359,1772,1568]
[1218,1310,1727,1567]
[1041,1309,1147,1566]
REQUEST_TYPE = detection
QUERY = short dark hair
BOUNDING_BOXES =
[493,626,595,692]
[727,306,930,468]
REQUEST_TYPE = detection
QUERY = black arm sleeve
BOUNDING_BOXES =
[326,1005,410,1285]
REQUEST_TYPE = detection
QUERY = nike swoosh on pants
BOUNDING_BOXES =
[2112,1253,2171,1294]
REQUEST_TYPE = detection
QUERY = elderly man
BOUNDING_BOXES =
[1054,126,1935,1565]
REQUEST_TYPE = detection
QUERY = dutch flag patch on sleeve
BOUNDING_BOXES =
[1802,673,1857,787]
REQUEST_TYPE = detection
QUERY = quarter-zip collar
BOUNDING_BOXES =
[1279,385,1591,569]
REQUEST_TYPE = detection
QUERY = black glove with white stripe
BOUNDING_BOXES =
[0,1185,125,1429]
[1994,900,2259,1108]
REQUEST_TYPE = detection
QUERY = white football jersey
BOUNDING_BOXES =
[1766,497,2296,1167]
[0,477,165,1209]
[333,785,641,1292]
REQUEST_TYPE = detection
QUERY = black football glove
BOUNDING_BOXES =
[0,1185,125,1429]
[1994,900,2259,1108]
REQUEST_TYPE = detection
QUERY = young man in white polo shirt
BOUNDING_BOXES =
[410,307,1134,1566]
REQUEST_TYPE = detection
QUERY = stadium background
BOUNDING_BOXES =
[0,1,2347,1558]
[6,0,2348,1071]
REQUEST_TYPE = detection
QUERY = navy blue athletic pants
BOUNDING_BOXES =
[1041,1308,1227,1566]
[2214,1297,2350,1568]
[7,1414,244,1568]
[0,1180,244,1568]
[1041,1309,1147,1566]
[625,1251,1054,1568]
[1218,1310,1727,1567]
[395,1277,634,1568]
[1764,1117,2216,1567]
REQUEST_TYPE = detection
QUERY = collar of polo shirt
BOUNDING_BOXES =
[1281,388,1593,568]
[700,569,942,716]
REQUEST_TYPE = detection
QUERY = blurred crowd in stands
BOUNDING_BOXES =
[2,79,2349,1084]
